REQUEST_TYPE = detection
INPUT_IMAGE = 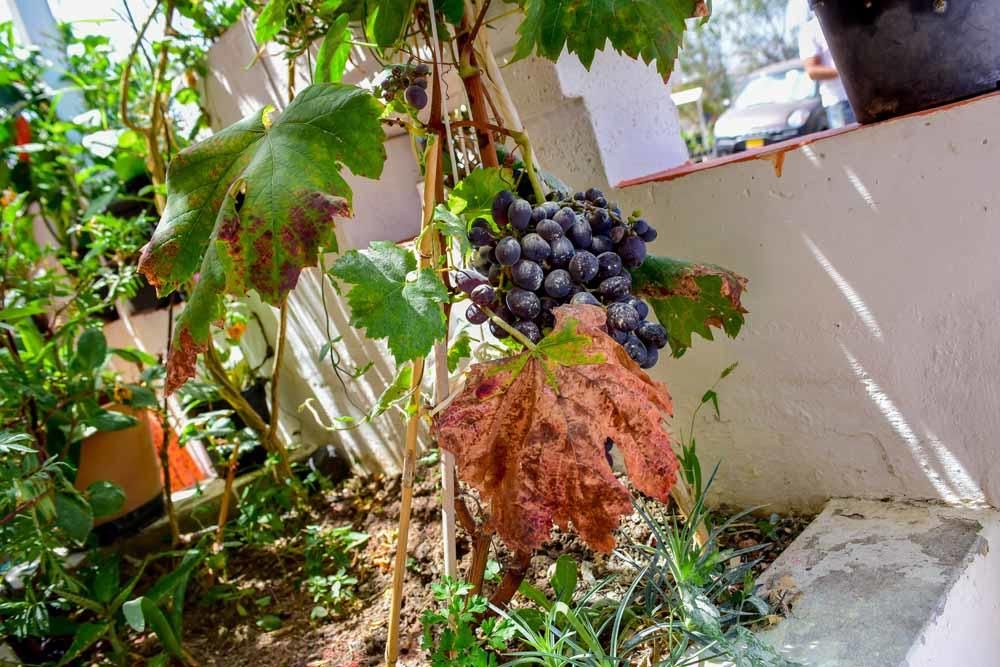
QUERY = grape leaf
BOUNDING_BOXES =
[330,241,449,365]
[315,14,352,83]
[512,0,708,78]
[447,167,515,229]
[366,0,416,47]
[631,255,747,358]
[138,83,385,392]
[255,0,289,44]
[432,304,677,554]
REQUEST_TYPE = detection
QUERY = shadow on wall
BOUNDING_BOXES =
[614,97,1000,511]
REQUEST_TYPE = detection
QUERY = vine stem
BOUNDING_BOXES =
[266,298,294,481]
[160,298,181,546]
[385,135,443,667]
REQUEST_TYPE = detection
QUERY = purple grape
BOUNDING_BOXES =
[549,237,575,268]
[593,195,608,208]
[568,251,598,283]
[633,218,650,236]
[405,85,427,109]
[544,269,572,298]
[617,236,647,268]
[609,225,627,244]
[598,275,631,300]
[506,287,541,319]
[637,321,668,349]
[515,320,542,344]
[570,291,601,306]
[496,236,521,266]
[590,235,613,254]
[640,346,659,369]
[640,228,658,243]
[626,297,650,319]
[538,308,555,329]
[492,190,515,227]
[468,226,494,246]
[531,206,547,223]
[608,328,629,344]
[454,269,488,294]
[466,303,488,324]
[487,264,502,285]
[540,202,560,218]
[607,302,640,331]
[553,207,576,231]
[414,77,428,89]
[567,220,592,249]
[597,252,622,279]
[414,62,430,75]
[520,233,550,262]
[574,191,587,201]
[470,284,495,306]
[512,260,544,291]
[477,245,494,263]
[589,208,612,234]
[585,187,604,202]
[623,334,648,366]
[536,219,563,242]
[508,199,533,231]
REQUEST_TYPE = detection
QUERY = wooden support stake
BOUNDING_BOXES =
[385,135,442,667]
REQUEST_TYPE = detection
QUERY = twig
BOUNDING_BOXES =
[118,0,160,134]
[265,299,294,480]
[160,297,181,545]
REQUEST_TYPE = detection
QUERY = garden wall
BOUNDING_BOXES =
[203,18,1000,512]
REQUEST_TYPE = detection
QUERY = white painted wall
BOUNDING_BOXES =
[607,96,1000,511]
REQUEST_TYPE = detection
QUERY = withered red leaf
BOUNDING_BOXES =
[432,304,677,554]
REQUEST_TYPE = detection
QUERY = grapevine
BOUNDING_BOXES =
[459,187,669,368]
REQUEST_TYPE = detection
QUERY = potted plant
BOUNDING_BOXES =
[811,0,1000,122]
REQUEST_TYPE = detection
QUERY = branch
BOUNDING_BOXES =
[118,0,160,134]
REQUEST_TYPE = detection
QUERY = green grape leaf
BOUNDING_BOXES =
[366,0,416,48]
[447,167,515,229]
[138,83,386,392]
[447,330,474,372]
[315,14,352,83]
[330,241,448,365]
[630,255,747,358]
[439,0,465,24]
[432,204,471,257]
[512,0,708,78]
[255,0,289,44]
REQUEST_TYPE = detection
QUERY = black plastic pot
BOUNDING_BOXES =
[811,0,1000,123]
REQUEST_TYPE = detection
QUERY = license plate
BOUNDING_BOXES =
[745,138,765,148]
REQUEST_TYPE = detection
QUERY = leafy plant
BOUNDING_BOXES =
[420,577,514,666]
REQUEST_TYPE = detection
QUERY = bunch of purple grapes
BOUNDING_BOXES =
[375,63,429,110]
[454,187,668,369]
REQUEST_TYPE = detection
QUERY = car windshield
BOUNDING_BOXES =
[733,68,817,108]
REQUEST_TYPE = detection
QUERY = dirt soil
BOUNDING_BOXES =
[145,465,813,667]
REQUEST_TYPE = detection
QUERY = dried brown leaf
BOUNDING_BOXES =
[432,304,677,554]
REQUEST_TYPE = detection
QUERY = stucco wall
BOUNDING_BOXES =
[607,96,1000,511]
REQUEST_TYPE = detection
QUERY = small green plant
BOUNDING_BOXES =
[420,577,514,666]
[678,362,739,504]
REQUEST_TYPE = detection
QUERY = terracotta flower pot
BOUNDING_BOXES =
[74,405,163,524]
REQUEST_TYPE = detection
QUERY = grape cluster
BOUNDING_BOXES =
[375,63,429,110]
[455,188,668,369]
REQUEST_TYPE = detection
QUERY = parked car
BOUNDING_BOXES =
[713,60,828,156]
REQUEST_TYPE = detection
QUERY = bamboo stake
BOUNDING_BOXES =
[385,136,442,667]
[425,0,459,581]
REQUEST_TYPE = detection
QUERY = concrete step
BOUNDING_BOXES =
[755,499,1000,667]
